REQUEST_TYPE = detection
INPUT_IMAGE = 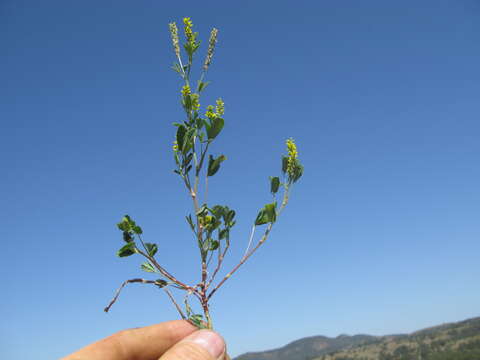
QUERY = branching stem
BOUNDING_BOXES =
[104,278,163,313]
[207,187,290,300]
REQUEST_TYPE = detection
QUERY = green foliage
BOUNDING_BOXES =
[108,17,304,333]
[117,215,142,243]
[122,231,133,243]
[207,154,226,176]
[154,279,167,287]
[186,214,195,231]
[117,242,136,257]
[176,125,187,152]
[144,243,158,257]
[132,225,142,234]
[197,80,209,93]
[205,116,224,140]
[255,202,277,225]
[289,158,304,183]
[188,314,208,329]
[270,176,280,194]
[141,262,156,273]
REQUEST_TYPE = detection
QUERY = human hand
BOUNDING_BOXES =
[62,320,227,360]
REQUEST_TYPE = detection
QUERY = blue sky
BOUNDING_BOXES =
[1,1,479,358]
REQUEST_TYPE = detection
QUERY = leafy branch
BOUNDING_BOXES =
[105,17,304,331]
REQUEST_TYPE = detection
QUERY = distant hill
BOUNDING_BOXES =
[234,334,375,360]
[233,317,480,360]
[318,317,480,360]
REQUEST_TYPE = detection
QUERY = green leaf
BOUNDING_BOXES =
[264,202,277,222]
[197,80,210,93]
[184,42,193,57]
[211,205,225,218]
[196,204,208,217]
[255,210,268,226]
[207,154,226,177]
[117,221,128,231]
[123,215,133,225]
[292,161,304,183]
[184,93,192,110]
[117,215,135,232]
[202,238,212,252]
[189,314,207,329]
[117,242,136,257]
[206,117,224,140]
[122,231,133,243]
[195,116,204,130]
[225,209,236,224]
[209,240,219,251]
[141,262,156,273]
[282,156,288,174]
[176,125,187,152]
[145,243,158,257]
[171,62,182,75]
[186,215,195,231]
[181,127,195,153]
[154,279,167,287]
[270,176,280,194]
[204,216,221,232]
[255,202,277,225]
[219,228,229,240]
[184,153,193,166]
[132,225,143,235]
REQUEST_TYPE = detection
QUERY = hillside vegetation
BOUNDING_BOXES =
[235,335,375,360]
[234,317,480,360]
[317,317,480,360]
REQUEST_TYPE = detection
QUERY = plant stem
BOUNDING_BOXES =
[207,188,291,300]
[136,248,198,296]
[163,287,186,319]
[207,222,273,300]
[242,225,256,258]
[104,278,163,312]
[206,231,230,289]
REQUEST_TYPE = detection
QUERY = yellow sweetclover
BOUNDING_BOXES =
[215,98,224,116]
[183,17,194,43]
[286,138,298,178]
[206,105,216,119]
[191,93,200,111]
[168,22,180,57]
[181,85,191,97]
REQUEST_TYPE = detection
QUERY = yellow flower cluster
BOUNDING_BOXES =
[183,17,194,43]
[286,138,298,177]
[191,93,200,111]
[168,22,180,57]
[215,98,224,116]
[205,99,225,119]
[205,105,216,119]
[203,28,218,71]
[173,140,178,152]
[181,85,191,97]
[181,85,200,112]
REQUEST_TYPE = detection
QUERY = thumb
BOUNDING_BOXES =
[159,329,226,360]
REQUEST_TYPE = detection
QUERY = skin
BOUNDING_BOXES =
[62,320,226,360]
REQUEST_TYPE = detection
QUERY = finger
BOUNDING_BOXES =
[62,320,196,360]
[159,329,226,360]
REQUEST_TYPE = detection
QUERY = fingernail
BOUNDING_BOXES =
[188,330,225,359]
